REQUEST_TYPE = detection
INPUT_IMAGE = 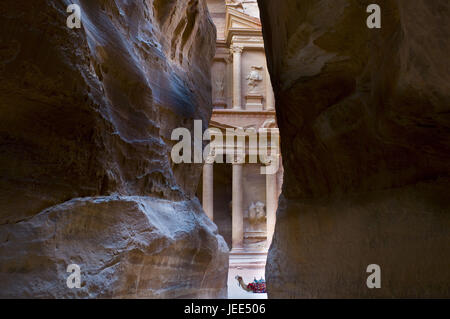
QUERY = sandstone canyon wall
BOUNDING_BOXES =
[259,0,450,297]
[0,0,228,298]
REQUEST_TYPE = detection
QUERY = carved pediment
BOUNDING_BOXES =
[225,7,261,44]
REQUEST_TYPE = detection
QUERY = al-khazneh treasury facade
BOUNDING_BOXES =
[203,0,283,275]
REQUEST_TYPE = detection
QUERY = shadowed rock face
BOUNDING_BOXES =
[0,0,228,298]
[258,0,450,298]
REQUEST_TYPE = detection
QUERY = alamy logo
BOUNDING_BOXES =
[367,4,381,29]
[366,264,381,289]
[171,120,280,174]
[66,264,81,289]
[66,4,81,29]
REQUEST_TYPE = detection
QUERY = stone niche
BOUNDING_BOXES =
[242,51,267,111]
[212,58,228,109]
[242,164,267,250]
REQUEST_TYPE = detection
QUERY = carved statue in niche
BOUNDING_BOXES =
[245,201,266,231]
[213,67,227,108]
[214,71,225,98]
[246,66,263,94]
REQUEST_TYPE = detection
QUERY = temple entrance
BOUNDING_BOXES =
[200,156,282,298]
[202,0,283,299]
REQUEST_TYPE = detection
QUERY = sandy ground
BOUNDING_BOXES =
[227,256,268,299]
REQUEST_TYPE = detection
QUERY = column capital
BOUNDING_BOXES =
[205,155,215,164]
[230,44,244,54]
[261,154,280,175]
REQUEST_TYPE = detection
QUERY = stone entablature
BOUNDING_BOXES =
[211,109,276,129]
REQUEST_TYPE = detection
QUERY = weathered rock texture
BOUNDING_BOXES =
[259,0,450,298]
[1,197,228,298]
[0,0,228,298]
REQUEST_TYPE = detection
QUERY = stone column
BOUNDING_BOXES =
[202,162,214,221]
[265,67,275,111]
[266,160,278,248]
[231,44,243,110]
[232,162,244,251]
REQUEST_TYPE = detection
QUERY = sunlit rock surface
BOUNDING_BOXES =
[0,0,228,298]
[259,0,450,298]
[0,197,228,298]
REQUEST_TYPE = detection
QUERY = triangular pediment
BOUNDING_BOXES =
[225,7,262,38]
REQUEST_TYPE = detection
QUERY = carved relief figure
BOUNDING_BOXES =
[246,201,266,231]
[246,66,263,93]
[215,72,225,98]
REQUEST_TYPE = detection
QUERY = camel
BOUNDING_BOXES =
[235,275,266,293]
[235,275,253,292]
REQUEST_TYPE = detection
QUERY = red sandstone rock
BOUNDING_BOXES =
[258,0,450,298]
[0,0,228,298]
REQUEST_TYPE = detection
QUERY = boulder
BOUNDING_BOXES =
[0,196,228,298]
